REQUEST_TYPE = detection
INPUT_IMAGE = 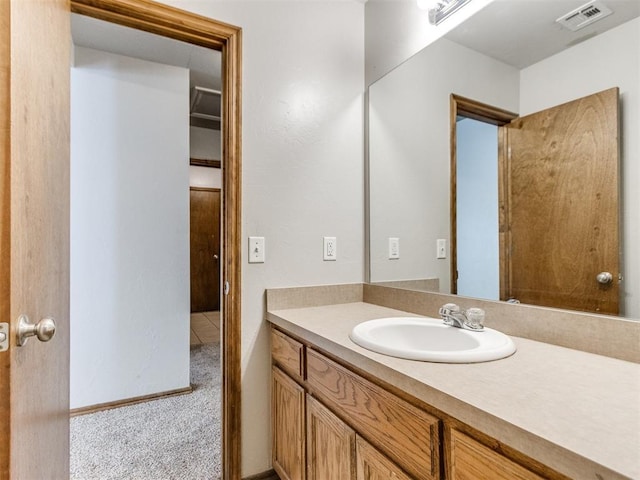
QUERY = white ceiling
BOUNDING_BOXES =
[445,0,640,69]
[70,13,222,90]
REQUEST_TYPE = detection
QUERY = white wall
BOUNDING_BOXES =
[159,1,365,475]
[520,18,640,318]
[190,165,222,189]
[190,125,221,160]
[369,37,519,290]
[70,47,191,408]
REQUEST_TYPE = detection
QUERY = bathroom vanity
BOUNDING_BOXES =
[266,284,640,480]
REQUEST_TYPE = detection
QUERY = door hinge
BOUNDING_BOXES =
[224,281,230,295]
[0,323,9,352]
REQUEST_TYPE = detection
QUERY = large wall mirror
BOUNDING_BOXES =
[367,0,639,318]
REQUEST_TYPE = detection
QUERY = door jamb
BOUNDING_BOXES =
[69,1,242,478]
[449,94,517,299]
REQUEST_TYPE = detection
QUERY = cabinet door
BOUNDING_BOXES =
[273,367,306,480]
[449,429,544,480]
[356,436,413,480]
[307,394,356,480]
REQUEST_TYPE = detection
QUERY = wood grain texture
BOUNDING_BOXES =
[449,428,543,480]
[271,328,304,381]
[71,2,243,478]
[190,188,221,312]
[6,0,71,478]
[306,349,440,480]
[0,0,10,475]
[506,88,619,314]
[306,395,356,480]
[272,367,306,480]
[356,436,413,480]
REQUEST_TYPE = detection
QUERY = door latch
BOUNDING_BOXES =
[0,323,9,352]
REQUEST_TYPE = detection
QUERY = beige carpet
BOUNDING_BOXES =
[70,344,221,479]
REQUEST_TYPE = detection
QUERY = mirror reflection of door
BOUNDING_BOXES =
[453,88,620,315]
[190,187,221,313]
[506,88,620,314]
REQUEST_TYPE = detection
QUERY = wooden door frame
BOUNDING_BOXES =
[449,94,517,299]
[69,1,242,478]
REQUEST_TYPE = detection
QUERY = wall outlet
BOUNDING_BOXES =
[437,238,447,259]
[389,237,400,259]
[248,236,265,263]
[323,237,337,261]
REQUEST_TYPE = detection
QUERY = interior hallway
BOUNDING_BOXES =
[190,310,221,346]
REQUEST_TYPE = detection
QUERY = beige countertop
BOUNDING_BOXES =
[267,301,640,480]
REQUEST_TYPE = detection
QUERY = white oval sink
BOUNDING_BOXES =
[350,317,516,363]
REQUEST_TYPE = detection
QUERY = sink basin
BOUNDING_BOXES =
[350,317,516,363]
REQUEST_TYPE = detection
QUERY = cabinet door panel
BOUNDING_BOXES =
[307,348,440,480]
[273,367,306,480]
[307,394,356,480]
[356,436,413,480]
[449,429,544,480]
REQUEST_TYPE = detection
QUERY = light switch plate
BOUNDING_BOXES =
[323,237,337,261]
[389,237,400,259]
[437,238,447,259]
[248,236,265,263]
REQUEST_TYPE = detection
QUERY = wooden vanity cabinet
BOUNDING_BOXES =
[272,366,306,480]
[306,394,356,479]
[356,436,414,480]
[448,428,544,480]
[271,327,562,480]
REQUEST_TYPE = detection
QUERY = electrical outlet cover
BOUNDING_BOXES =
[323,236,337,261]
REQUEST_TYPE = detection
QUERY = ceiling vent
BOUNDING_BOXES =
[556,1,613,32]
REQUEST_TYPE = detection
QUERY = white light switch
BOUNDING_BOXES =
[323,237,337,261]
[389,237,400,259]
[248,236,265,263]
[437,239,447,259]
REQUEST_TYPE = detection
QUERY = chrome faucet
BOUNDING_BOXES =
[438,303,485,331]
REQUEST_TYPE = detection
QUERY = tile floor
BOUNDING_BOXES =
[190,310,221,345]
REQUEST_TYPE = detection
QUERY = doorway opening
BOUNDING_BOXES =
[449,94,517,300]
[69,1,242,478]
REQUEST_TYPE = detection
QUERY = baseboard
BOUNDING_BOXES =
[242,469,279,480]
[70,385,194,417]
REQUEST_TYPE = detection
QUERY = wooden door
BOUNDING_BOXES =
[356,436,412,480]
[272,367,306,480]
[306,394,356,480]
[504,88,619,314]
[0,0,70,478]
[190,187,221,312]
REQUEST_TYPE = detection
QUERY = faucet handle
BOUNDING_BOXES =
[439,303,460,314]
[465,307,485,330]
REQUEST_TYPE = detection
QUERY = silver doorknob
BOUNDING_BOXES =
[596,272,613,285]
[16,315,56,346]
[213,254,219,261]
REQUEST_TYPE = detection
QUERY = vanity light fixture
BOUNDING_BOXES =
[417,0,473,26]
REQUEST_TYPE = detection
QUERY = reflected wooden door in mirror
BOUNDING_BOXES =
[505,87,619,314]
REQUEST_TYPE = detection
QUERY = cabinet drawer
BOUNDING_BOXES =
[306,348,441,480]
[272,328,304,381]
[449,429,544,480]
